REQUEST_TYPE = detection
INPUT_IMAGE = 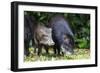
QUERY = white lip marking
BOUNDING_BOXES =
[61,45,72,55]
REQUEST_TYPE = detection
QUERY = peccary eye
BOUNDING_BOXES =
[42,34,48,37]
[41,34,48,40]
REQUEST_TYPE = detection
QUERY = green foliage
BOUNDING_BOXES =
[25,11,90,49]
[66,14,90,49]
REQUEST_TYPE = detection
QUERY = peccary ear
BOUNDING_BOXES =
[63,35,68,40]
[63,35,70,42]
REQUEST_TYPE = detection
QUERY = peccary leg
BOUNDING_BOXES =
[53,45,57,55]
[24,40,30,56]
[44,45,49,54]
[37,44,42,56]
[56,45,61,56]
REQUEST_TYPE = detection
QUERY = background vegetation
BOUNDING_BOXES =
[24,11,90,61]
[25,11,90,49]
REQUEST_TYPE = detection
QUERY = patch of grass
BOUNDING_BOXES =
[24,48,90,62]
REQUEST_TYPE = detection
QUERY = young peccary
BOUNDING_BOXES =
[34,24,54,55]
[49,15,74,55]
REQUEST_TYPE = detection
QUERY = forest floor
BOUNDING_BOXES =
[24,48,90,62]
